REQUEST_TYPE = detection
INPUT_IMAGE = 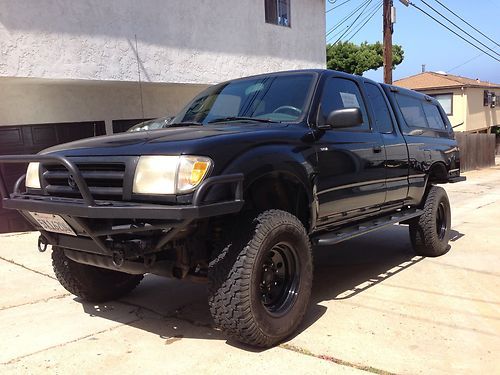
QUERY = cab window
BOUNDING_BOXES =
[422,102,447,130]
[365,82,394,133]
[319,78,370,131]
[395,93,428,128]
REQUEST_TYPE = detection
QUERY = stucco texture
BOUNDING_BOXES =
[0,0,326,84]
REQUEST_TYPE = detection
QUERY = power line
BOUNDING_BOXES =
[346,2,383,42]
[331,0,374,44]
[447,46,499,73]
[447,53,485,73]
[344,1,383,41]
[326,0,354,13]
[420,0,499,57]
[434,0,500,49]
[409,2,500,63]
[328,26,351,43]
[326,0,372,38]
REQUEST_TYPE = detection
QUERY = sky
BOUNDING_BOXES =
[325,0,500,83]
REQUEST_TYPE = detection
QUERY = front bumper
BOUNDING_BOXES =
[3,180,243,221]
[0,154,244,256]
[0,154,243,219]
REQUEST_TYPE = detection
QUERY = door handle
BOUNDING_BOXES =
[373,145,382,153]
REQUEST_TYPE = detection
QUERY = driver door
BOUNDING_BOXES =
[314,75,387,227]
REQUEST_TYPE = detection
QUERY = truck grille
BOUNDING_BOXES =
[42,162,126,200]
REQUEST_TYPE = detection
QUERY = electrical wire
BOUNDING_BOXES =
[343,0,382,36]
[409,2,500,63]
[447,53,485,73]
[420,0,499,57]
[346,1,383,42]
[326,0,353,13]
[434,0,499,49]
[447,46,499,73]
[326,0,372,38]
[331,0,374,45]
[328,26,351,43]
[343,1,382,41]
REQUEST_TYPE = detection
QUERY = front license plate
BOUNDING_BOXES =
[28,212,76,236]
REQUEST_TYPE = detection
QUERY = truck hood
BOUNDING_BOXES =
[41,123,290,157]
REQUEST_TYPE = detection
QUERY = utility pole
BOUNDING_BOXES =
[383,0,394,84]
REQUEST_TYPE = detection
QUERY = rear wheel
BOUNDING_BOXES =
[208,210,313,348]
[409,186,451,257]
[52,247,143,302]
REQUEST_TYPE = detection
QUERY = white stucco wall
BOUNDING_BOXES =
[0,0,326,84]
[0,77,207,127]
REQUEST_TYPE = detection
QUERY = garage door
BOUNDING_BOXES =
[0,121,105,233]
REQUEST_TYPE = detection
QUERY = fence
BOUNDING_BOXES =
[455,132,496,172]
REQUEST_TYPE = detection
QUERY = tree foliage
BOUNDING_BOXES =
[326,41,404,75]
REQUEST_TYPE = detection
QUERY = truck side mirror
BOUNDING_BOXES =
[320,108,363,129]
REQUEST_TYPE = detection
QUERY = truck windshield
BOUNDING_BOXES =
[172,73,315,125]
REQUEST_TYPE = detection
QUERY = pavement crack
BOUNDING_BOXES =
[1,317,143,366]
[279,343,400,375]
[0,293,70,311]
[476,200,498,209]
[0,255,56,280]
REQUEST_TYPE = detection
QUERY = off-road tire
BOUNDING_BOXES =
[208,210,313,348]
[409,185,451,257]
[52,247,143,302]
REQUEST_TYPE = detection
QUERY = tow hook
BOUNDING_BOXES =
[37,235,49,252]
[112,250,125,268]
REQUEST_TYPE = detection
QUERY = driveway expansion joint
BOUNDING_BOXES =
[0,255,56,280]
[1,317,143,366]
[0,293,70,311]
[279,343,399,375]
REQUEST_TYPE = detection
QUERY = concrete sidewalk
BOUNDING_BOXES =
[1,165,499,374]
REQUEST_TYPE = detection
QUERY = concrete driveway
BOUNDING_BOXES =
[1,165,499,374]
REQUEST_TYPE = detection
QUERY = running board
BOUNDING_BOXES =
[312,208,423,246]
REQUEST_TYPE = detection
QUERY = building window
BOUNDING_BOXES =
[431,93,453,115]
[265,0,291,27]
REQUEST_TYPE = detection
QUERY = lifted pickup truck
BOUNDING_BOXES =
[0,69,464,348]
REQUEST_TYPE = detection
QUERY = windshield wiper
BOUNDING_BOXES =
[208,116,276,124]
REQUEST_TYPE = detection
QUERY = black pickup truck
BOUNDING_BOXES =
[0,69,464,348]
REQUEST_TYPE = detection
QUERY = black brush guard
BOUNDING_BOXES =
[0,155,244,257]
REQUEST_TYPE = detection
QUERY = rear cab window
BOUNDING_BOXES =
[422,102,447,130]
[395,94,428,128]
[394,92,448,133]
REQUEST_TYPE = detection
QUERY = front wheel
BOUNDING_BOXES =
[409,185,451,257]
[208,210,313,348]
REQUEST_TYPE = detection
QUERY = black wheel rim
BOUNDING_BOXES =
[259,242,300,317]
[436,201,447,240]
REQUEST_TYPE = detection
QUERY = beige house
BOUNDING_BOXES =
[394,72,499,133]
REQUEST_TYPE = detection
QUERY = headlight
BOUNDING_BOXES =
[26,162,41,189]
[132,155,212,195]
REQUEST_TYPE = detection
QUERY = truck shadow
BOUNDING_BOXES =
[79,224,464,350]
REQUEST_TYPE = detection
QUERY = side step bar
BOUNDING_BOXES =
[312,208,423,246]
